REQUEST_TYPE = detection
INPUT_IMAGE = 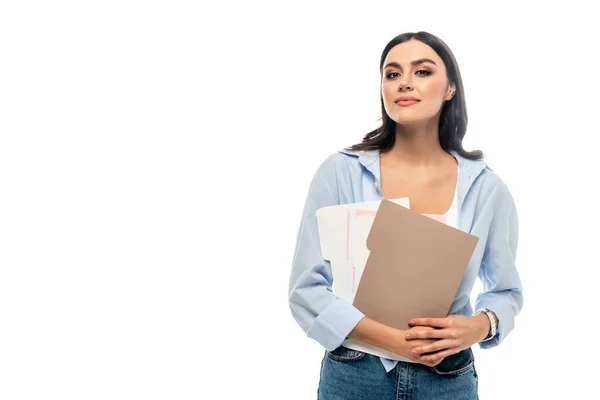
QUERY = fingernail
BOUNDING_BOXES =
[406,334,412,339]
[411,349,418,354]
[409,320,415,324]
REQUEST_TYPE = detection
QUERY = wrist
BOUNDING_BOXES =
[397,329,412,356]
[473,309,498,342]
[473,313,491,341]
[349,317,408,356]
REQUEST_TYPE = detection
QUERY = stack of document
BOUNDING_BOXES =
[316,199,478,360]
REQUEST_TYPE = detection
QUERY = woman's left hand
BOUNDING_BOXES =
[404,315,488,363]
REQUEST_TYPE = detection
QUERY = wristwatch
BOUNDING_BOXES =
[473,308,497,342]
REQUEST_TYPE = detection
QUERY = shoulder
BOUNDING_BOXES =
[451,148,507,197]
[475,167,517,214]
[451,147,517,214]
[314,148,365,178]
[478,168,510,195]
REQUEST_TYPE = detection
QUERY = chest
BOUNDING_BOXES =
[379,168,458,215]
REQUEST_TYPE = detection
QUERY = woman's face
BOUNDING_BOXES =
[381,40,455,125]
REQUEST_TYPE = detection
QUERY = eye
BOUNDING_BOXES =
[385,70,431,79]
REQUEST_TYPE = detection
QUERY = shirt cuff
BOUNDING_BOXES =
[306,297,366,351]
[474,299,515,350]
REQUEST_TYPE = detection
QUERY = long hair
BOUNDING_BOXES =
[345,31,483,160]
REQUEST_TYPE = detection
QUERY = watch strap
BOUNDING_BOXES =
[474,308,497,342]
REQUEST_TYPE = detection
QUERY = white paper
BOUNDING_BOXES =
[315,198,410,303]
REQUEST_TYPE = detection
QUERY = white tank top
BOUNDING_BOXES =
[423,163,460,228]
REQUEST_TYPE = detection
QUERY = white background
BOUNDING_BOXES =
[1,1,598,399]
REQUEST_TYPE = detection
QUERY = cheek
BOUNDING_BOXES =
[419,80,447,97]
[381,82,390,96]
[381,83,397,101]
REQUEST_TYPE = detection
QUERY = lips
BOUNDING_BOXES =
[396,100,419,107]
[395,96,419,103]
[394,96,420,107]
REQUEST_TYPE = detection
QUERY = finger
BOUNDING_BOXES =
[411,339,458,356]
[408,318,451,328]
[406,329,456,340]
[405,327,435,340]
[421,348,460,363]
[413,355,446,368]
[408,340,434,351]
[406,339,439,348]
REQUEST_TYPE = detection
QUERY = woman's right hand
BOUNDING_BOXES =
[395,326,444,367]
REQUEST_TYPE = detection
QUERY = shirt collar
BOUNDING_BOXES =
[338,148,489,204]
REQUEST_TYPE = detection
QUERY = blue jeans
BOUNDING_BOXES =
[318,346,478,399]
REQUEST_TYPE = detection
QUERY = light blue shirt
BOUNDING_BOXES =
[288,148,524,373]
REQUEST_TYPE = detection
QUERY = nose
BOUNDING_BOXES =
[398,83,413,92]
[397,75,413,92]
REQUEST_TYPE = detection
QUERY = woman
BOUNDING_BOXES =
[288,31,523,399]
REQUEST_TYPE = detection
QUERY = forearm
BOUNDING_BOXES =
[348,316,405,354]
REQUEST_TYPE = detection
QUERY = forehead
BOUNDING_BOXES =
[383,40,442,67]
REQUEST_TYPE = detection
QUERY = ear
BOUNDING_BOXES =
[446,83,456,101]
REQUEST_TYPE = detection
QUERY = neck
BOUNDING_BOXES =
[383,121,448,168]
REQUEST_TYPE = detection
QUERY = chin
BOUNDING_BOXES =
[393,109,438,125]
[392,115,427,125]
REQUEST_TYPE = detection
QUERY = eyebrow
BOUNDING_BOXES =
[383,58,437,70]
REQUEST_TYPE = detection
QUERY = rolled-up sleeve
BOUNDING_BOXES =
[288,157,365,351]
[474,182,524,349]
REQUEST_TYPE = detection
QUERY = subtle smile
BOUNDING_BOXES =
[396,100,420,107]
